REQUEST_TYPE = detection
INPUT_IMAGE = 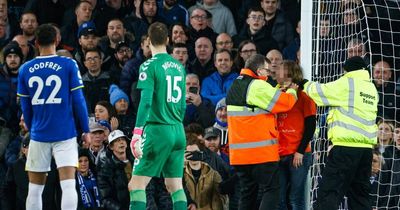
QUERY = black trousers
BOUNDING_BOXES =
[234,162,280,210]
[315,146,372,210]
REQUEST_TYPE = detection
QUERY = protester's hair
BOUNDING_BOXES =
[214,49,232,61]
[282,60,303,84]
[148,22,168,46]
[35,24,57,46]
[245,54,268,73]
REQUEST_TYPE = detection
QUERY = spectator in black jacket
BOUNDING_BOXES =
[98,18,135,71]
[188,8,218,45]
[235,7,279,56]
[184,73,215,128]
[74,21,99,74]
[108,41,134,87]
[82,48,115,114]
[97,130,134,210]
[372,61,400,123]
[190,37,215,82]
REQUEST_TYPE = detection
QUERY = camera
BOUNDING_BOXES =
[188,86,198,94]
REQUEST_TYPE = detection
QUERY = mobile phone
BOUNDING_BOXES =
[189,86,198,94]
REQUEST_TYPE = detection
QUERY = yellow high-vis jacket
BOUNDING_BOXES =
[304,69,378,148]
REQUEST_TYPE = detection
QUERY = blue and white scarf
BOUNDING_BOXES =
[77,170,101,208]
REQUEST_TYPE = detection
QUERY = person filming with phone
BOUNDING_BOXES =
[184,73,215,128]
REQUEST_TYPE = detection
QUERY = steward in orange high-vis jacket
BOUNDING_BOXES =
[226,54,298,210]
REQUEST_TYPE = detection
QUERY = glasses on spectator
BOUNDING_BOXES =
[117,48,132,54]
[191,15,207,21]
[248,15,265,21]
[86,56,100,62]
[240,49,257,54]
[216,41,233,46]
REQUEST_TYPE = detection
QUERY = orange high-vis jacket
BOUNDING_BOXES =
[226,69,298,165]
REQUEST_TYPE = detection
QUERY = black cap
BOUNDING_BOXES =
[204,127,220,140]
[343,56,367,72]
[115,41,130,51]
[3,41,23,60]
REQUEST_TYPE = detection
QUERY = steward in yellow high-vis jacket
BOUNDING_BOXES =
[303,56,378,210]
[226,54,298,210]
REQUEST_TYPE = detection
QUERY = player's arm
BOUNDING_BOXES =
[19,96,32,130]
[131,64,154,159]
[71,88,90,133]
[17,67,33,130]
[135,88,153,127]
[69,60,90,133]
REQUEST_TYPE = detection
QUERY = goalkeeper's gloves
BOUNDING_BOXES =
[131,127,143,159]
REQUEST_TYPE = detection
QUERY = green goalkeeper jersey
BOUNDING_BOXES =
[137,53,186,125]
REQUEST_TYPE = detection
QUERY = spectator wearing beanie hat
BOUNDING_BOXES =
[0,41,23,130]
[213,97,229,154]
[109,84,136,138]
[2,41,24,78]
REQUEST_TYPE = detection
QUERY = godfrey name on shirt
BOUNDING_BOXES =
[29,62,62,73]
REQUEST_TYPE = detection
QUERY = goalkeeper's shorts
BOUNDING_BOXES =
[133,123,186,178]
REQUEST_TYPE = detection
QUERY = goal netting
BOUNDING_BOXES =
[301,0,400,209]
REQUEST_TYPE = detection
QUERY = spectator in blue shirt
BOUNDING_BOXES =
[201,49,238,105]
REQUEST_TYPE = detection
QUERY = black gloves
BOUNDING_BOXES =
[298,79,309,90]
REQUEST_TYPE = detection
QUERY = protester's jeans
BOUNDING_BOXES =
[279,152,311,210]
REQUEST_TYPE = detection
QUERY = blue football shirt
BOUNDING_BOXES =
[17,55,85,142]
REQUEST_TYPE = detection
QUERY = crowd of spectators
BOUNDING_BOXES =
[0,0,399,209]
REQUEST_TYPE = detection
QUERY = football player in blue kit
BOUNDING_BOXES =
[17,24,90,210]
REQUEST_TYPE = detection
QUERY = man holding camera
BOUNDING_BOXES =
[184,73,215,128]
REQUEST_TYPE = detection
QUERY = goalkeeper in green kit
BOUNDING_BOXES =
[128,22,187,210]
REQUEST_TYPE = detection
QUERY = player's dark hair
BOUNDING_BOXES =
[35,24,57,47]
[148,22,168,46]
[245,54,268,73]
